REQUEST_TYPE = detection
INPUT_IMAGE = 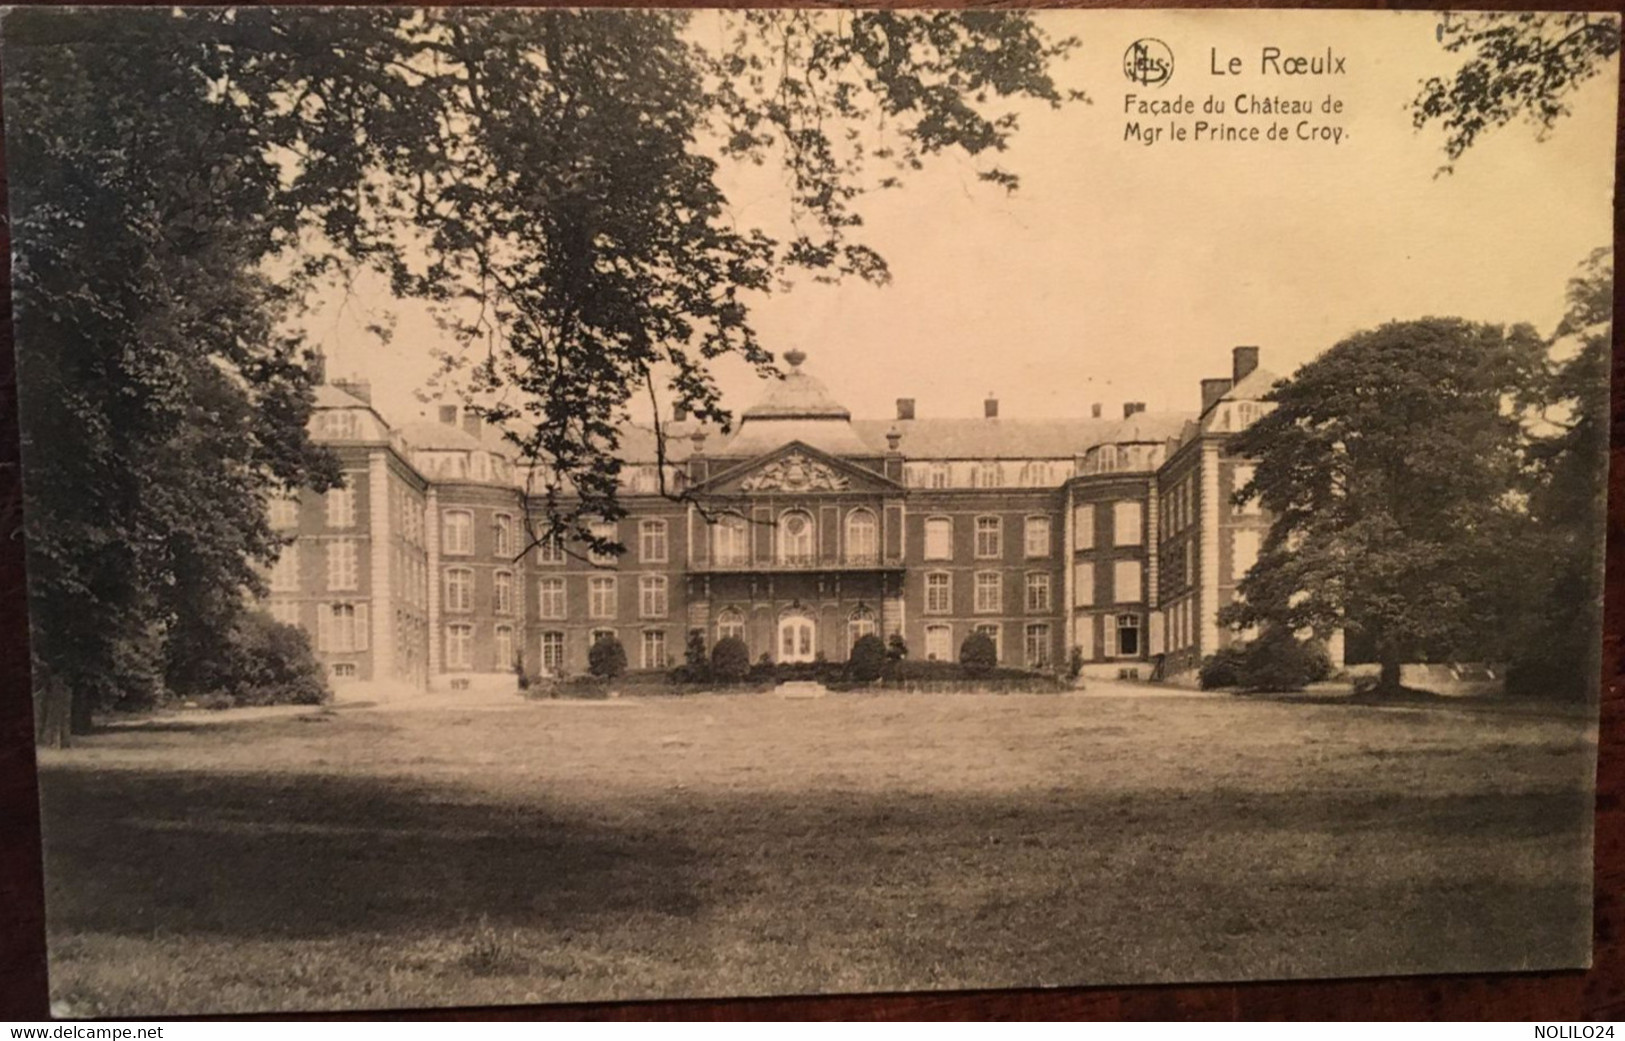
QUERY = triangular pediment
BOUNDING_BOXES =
[700,441,900,496]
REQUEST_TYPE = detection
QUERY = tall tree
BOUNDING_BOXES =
[1413,12,1620,169]
[1223,319,1546,694]
[4,8,1076,740]
[1506,249,1613,697]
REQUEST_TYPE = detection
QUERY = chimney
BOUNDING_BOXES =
[896,398,916,421]
[333,378,371,405]
[309,351,327,385]
[673,402,689,423]
[1133,402,1146,416]
[1091,403,1103,419]
[462,411,482,439]
[1122,402,1146,419]
[438,404,458,426]
[1200,378,1234,415]
[1233,346,1260,384]
[984,393,999,419]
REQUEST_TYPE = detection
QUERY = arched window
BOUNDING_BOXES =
[778,510,814,565]
[716,607,746,644]
[845,509,878,565]
[713,513,750,566]
[848,606,877,649]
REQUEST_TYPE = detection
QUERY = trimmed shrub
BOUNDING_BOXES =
[220,610,329,706]
[710,636,752,684]
[958,631,998,676]
[1237,630,1331,692]
[587,634,627,679]
[1199,644,1248,690]
[848,634,887,682]
[886,632,908,662]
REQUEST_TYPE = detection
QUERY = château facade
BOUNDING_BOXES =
[262,346,1341,692]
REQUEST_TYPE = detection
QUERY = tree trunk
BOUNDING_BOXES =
[1376,654,1403,696]
[69,688,95,736]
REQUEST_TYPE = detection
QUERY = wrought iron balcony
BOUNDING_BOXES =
[693,552,903,573]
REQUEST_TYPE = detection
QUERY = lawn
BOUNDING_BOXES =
[37,689,1597,1016]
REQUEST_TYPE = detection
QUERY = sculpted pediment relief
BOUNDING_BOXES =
[737,451,851,493]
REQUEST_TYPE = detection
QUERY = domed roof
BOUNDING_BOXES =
[740,349,852,421]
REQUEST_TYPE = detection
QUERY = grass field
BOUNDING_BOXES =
[37,689,1597,1015]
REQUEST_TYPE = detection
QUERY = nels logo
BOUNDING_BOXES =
[1123,38,1174,87]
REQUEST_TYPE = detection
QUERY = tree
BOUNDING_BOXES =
[1505,249,1612,697]
[1414,12,1620,168]
[848,634,887,683]
[710,636,752,684]
[587,635,628,679]
[959,631,997,677]
[1222,318,1546,695]
[5,8,1077,740]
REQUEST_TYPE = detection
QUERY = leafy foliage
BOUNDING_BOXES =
[4,8,1076,739]
[212,612,331,708]
[1414,12,1620,168]
[847,633,887,682]
[1198,646,1248,691]
[958,631,998,676]
[587,634,628,680]
[1221,318,1546,693]
[1236,631,1331,693]
[710,636,752,683]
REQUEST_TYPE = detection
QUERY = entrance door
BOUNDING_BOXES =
[778,615,817,663]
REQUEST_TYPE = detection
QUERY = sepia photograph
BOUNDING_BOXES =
[1,5,1618,1017]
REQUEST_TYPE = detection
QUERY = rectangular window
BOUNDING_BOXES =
[641,630,667,669]
[326,487,355,529]
[924,624,953,662]
[494,625,514,670]
[318,602,367,653]
[446,623,473,670]
[1116,613,1141,657]
[925,572,952,614]
[535,534,565,566]
[493,570,513,615]
[974,516,1002,559]
[588,521,618,566]
[974,571,1002,614]
[1025,573,1052,613]
[976,462,1002,489]
[541,631,566,675]
[269,497,299,530]
[442,510,473,555]
[443,568,473,613]
[1074,562,1095,607]
[633,630,659,669]
[588,576,617,619]
[1024,517,1051,558]
[1233,464,1259,515]
[930,464,949,489]
[270,545,300,592]
[1074,505,1094,549]
[493,514,513,558]
[327,539,358,592]
[639,575,668,619]
[1074,614,1094,660]
[1025,623,1052,669]
[1114,560,1143,603]
[1113,501,1143,546]
[924,518,953,561]
[1233,529,1261,577]
[639,520,668,564]
[539,577,567,620]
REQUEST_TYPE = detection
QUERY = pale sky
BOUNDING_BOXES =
[307,9,1620,427]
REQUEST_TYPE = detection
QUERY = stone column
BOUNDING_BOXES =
[1198,442,1221,656]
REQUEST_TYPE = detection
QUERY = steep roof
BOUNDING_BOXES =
[739,348,851,420]
[399,419,484,452]
[1224,366,1280,401]
[313,383,373,410]
[1100,411,1195,445]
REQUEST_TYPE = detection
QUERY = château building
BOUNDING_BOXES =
[262,346,1341,693]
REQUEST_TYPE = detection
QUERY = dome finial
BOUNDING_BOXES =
[783,348,807,369]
